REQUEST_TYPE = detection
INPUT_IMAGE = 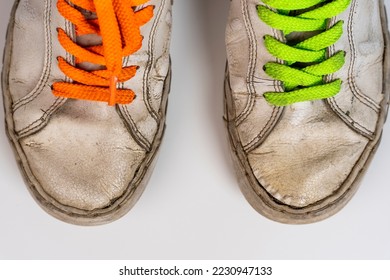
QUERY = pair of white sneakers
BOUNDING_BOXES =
[2,0,389,225]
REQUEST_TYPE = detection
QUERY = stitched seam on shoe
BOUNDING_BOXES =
[325,1,379,138]
[65,17,74,84]
[12,0,52,111]
[237,10,284,150]
[346,0,380,112]
[120,0,166,120]
[243,106,282,152]
[327,42,375,138]
[17,97,65,139]
[118,1,167,149]
[143,0,166,121]
[16,10,73,138]
[117,71,152,151]
[122,106,152,151]
[327,97,374,138]
[235,0,256,126]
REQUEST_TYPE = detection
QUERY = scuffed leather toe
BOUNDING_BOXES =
[20,101,146,213]
[247,101,368,208]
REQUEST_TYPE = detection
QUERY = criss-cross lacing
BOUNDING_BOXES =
[258,0,351,106]
[53,0,153,106]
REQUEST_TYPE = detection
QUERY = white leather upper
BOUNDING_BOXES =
[6,0,172,211]
[330,0,385,138]
[226,0,387,207]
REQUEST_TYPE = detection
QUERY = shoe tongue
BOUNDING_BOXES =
[284,4,324,46]
[73,6,104,71]
[76,37,104,71]
[285,30,321,45]
[79,6,95,19]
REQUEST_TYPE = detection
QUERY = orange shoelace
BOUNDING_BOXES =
[53,0,153,106]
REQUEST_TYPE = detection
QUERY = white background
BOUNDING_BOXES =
[0,0,389,259]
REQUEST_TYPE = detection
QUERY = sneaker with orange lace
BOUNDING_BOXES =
[2,0,172,225]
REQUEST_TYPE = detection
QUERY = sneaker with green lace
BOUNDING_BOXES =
[225,0,390,223]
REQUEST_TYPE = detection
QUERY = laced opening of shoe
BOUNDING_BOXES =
[52,0,154,106]
[258,0,351,106]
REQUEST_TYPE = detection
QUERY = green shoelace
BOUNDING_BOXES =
[258,0,351,106]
